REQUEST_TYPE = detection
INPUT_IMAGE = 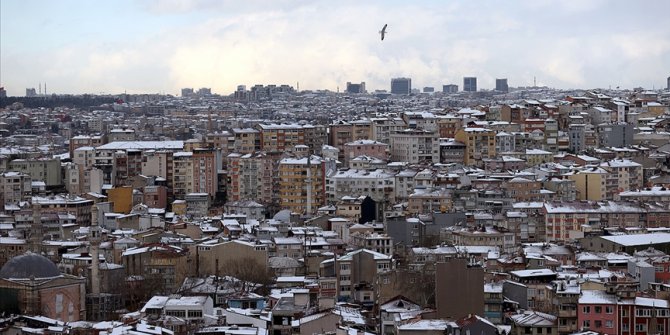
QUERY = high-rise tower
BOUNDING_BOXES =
[391,77,412,95]
[463,77,477,92]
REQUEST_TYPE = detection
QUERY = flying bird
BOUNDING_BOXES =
[380,24,388,41]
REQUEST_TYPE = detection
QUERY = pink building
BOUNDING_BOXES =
[343,139,388,166]
[579,290,670,335]
[578,290,618,335]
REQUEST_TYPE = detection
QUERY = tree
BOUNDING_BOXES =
[221,257,275,295]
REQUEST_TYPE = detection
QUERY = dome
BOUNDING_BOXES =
[0,251,61,279]
[273,209,292,223]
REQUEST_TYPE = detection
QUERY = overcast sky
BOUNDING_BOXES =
[1,0,669,96]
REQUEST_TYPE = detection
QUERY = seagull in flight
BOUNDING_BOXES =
[380,24,388,41]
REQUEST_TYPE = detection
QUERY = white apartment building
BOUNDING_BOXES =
[389,129,439,164]
[326,169,395,203]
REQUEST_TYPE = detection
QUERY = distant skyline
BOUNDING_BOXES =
[1,0,669,97]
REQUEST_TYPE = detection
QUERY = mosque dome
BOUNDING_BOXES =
[0,251,61,279]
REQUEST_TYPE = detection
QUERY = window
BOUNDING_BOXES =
[635,324,646,332]
[605,306,613,314]
[583,306,590,314]
[595,306,602,313]
[605,320,613,328]
[582,320,590,328]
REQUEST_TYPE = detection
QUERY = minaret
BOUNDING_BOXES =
[305,155,312,216]
[30,202,43,253]
[89,205,101,295]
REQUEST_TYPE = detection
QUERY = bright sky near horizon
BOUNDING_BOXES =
[1,0,669,97]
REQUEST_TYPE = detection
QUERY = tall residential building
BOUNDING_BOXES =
[26,88,37,97]
[667,76,670,90]
[191,148,221,198]
[227,152,275,206]
[255,123,327,154]
[390,77,411,95]
[495,78,509,92]
[278,155,328,215]
[232,128,260,154]
[172,152,194,199]
[463,77,477,92]
[9,158,62,187]
[329,120,373,160]
[0,172,32,205]
[0,87,7,98]
[454,127,497,167]
[346,82,366,94]
[389,129,439,164]
[442,84,458,93]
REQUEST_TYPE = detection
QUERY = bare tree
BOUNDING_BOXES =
[221,257,275,295]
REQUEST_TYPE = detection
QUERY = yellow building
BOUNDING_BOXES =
[567,168,608,201]
[172,200,187,215]
[107,186,134,214]
[279,155,327,215]
[454,127,496,167]
[196,240,269,277]
[525,149,554,167]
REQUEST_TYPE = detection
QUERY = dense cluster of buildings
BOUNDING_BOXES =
[0,84,670,334]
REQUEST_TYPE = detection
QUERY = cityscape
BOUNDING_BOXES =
[2,1,670,335]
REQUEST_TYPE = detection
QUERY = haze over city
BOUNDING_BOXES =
[1,0,669,96]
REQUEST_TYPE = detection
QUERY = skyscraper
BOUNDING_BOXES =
[496,78,509,93]
[391,77,412,95]
[667,76,670,90]
[443,84,458,93]
[346,82,366,94]
[463,77,477,92]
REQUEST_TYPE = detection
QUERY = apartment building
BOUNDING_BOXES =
[9,158,62,187]
[389,129,439,164]
[543,201,646,242]
[342,139,389,165]
[278,155,328,215]
[256,123,305,153]
[370,117,406,144]
[197,240,269,277]
[122,244,191,294]
[227,152,275,206]
[329,121,373,160]
[0,172,32,205]
[191,148,221,198]
[326,169,395,204]
[172,152,194,199]
[454,127,496,167]
[232,128,260,154]
[336,248,393,304]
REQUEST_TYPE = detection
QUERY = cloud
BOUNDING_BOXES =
[2,0,670,96]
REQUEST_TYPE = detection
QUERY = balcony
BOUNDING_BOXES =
[558,309,577,318]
